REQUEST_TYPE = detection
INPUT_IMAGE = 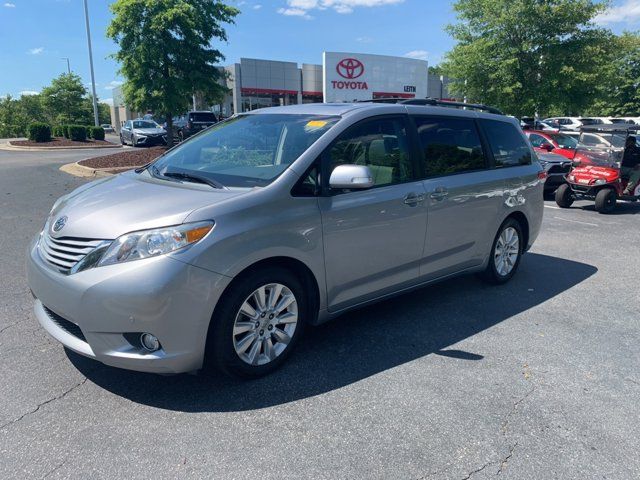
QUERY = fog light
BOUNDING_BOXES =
[140,333,160,352]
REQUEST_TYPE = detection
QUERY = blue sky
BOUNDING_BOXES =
[0,0,637,103]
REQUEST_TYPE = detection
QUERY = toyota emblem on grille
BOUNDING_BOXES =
[336,58,364,79]
[52,216,68,232]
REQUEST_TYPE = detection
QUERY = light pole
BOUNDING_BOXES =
[83,0,99,126]
[61,57,71,74]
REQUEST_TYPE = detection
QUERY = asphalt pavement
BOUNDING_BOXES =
[0,147,639,479]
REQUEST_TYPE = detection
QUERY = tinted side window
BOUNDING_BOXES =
[482,120,532,167]
[328,117,414,187]
[413,116,487,176]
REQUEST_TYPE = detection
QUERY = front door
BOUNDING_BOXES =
[318,116,427,312]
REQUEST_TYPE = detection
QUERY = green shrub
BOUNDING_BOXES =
[62,125,70,138]
[89,126,105,141]
[0,124,26,138]
[86,127,93,139]
[52,125,64,137]
[27,122,52,143]
[68,125,87,142]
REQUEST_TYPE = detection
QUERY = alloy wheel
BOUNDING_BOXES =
[494,226,520,277]
[232,283,298,366]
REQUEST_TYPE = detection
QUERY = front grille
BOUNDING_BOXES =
[43,306,87,342]
[39,234,105,274]
[548,163,571,175]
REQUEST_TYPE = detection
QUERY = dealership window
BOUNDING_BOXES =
[328,117,414,188]
[413,116,487,176]
[481,120,532,167]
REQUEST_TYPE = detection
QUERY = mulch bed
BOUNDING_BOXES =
[79,146,167,170]
[11,137,116,148]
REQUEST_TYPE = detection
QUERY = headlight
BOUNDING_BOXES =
[97,221,213,267]
[593,178,607,185]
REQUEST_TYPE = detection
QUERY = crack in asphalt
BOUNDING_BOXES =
[496,442,518,476]
[500,386,536,434]
[0,377,88,431]
[41,459,67,479]
[0,321,20,335]
[459,442,519,480]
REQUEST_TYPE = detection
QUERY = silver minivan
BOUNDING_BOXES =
[27,102,544,378]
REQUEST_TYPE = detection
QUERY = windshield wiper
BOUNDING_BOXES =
[161,171,227,189]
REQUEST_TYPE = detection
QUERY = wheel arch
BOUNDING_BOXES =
[504,211,529,252]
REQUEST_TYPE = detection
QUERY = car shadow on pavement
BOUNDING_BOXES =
[68,252,597,412]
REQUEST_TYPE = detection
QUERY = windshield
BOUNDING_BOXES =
[548,133,578,149]
[150,114,340,188]
[133,121,157,129]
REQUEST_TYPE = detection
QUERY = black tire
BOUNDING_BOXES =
[205,267,307,378]
[595,188,616,213]
[555,183,574,208]
[480,218,524,285]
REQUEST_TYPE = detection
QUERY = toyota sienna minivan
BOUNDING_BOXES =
[27,101,544,378]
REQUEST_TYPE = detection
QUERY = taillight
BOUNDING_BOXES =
[538,171,548,180]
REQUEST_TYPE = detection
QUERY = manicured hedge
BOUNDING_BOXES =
[27,122,52,143]
[68,125,87,142]
[89,126,105,141]
[62,125,70,138]
[52,125,64,137]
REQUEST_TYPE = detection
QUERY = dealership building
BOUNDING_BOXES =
[111,51,453,128]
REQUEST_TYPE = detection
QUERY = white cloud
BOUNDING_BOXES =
[253,4,262,9]
[28,47,44,55]
[277,7,312,19]
[19,90,39,96]
[278,0,403,17]
[104,80,124,90]
[403,50,428,61]
[356,36,373,43]
[595,0,640,24]
[4,3,16,8]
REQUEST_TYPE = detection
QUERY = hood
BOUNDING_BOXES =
[48,171,245,240]
[133,127,166,135]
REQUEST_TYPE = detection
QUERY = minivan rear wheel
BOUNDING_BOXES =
[206,267,306,378]
[480,218,523,285]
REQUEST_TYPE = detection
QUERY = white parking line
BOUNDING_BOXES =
[553,216,599,227]
[544,205,561,210]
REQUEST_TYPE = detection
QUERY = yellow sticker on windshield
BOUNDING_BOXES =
[306,120,328,128]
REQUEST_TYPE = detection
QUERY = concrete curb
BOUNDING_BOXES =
[60,162,134,178]
[1,142,121,152]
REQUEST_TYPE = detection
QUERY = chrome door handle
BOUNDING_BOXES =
[403,193,425,205]
[429,187,449,201]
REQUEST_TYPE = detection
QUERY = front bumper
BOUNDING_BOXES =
[136,134,167,146]
[27,236,231,374]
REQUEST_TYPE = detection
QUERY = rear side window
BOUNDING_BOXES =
[527,133,547,148]
[413,116,487,176]
[328,117,415,188]
[482,120,532,167]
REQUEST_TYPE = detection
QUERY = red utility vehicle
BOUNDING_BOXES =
[555,124,640,213]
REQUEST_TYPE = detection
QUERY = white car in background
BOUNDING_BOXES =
[543,117,582,131]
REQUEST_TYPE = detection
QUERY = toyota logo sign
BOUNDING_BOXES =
[336,58,364,79]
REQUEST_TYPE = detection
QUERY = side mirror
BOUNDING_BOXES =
[541,143,554,152]
[329,164,374,190]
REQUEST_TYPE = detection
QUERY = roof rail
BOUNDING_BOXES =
[358,97,504,115]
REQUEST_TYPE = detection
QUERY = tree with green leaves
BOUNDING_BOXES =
[442,0,616,117]
[41,73,88,125]
[107,0,239,144]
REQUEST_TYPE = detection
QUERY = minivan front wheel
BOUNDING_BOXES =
[207,267,306,378]
[481,219,523,284]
